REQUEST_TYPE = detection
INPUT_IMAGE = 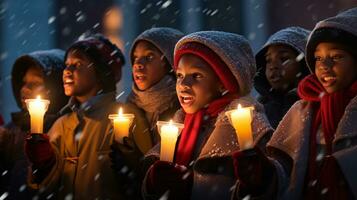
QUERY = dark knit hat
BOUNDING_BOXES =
[306,7,357,72]
[174,42,239,93]
[130,27,184,67]
[65,34,125,92]
[254,26,311,95]
[174,31,256,96]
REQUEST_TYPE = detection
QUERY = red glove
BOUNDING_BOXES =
[146,160,193,199]
[232,147,275,193]
[25,134,55,167]
[0,115,4,126]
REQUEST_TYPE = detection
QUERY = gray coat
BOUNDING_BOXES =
[266,95,357,199]
[144,96,273,200]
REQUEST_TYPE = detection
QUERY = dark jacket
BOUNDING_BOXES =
[254,27,310,128]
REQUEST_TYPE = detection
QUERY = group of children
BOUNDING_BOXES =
[0,7,356,200]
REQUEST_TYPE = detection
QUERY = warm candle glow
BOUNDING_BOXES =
[25,96,50,134]
[157,120,184,162]
[225,104,254,150]
[108,107,134,143]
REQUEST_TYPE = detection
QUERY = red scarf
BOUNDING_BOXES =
[175,94,238,166]
[298,74,357,198]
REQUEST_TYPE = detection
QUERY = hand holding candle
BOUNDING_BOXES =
[25,96,50,134]
[157,120,184,162]
[225,104,254,150]
[108,108,135,143]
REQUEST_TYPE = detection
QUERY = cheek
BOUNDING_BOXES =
[194,82,220,103]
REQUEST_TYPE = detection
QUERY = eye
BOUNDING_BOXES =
[314,55,322,62]
[176,72,183,80]
[146,54,154,62]
[331,54,343,61]
[193,73,203,79]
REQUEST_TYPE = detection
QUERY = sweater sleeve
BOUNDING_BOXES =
[27,117,65,194]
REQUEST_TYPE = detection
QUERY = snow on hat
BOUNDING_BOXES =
[130,27,184,67]
[174,31,256,96]
[306,7,357,72]
[255,26,311,95]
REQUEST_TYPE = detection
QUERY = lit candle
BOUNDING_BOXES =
[108,108,134,143]
[225,104,254,150]
[25,96,50,134]
[157,120,184,162]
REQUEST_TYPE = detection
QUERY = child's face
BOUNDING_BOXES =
[20,66,48,109]
[265,45,302,92]
[132,41,169,91]
[176,54,223,114]
[314,42,357,94]
[64,50,101,103]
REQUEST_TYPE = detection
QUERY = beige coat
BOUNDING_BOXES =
[28,92,152,199]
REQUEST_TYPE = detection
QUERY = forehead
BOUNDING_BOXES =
[177,54,214,72]
[266,44,296,55]
[315,42,350,52]
[66,49,91,62]
[134,40,161,53]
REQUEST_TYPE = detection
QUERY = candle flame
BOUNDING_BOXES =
[237,104,242,109]
[118,107,123,116]
[36,95,41,100]
[169,120,173,125]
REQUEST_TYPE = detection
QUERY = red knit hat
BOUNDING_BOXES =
[174,42,239,93]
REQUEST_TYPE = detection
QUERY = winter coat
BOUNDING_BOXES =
[142,31,273,200]
[257,89,300,129]
[127,27,184,144]
[27,92,152,199]
[0,49,68,200]
[254,27,310,129]
[265,96,357,199]
[248,8,357,199]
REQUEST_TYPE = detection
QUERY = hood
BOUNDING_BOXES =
[255,26,311,96]
[130,27,184,67]
[11,49,69,114]
[174,31,256,96]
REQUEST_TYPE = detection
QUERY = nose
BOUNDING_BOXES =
[178,76,193,89]
[317,57,334,71]
[63,65,74,76]
[133,58,145,71]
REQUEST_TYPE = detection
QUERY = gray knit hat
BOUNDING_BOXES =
[306,7,357,72]
[255,27,311,95]
[174,31,256,96]
[130,27,184,67]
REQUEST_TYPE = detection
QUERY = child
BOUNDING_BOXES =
[126,27,184,145]
[142,31,273,200]
[24,34,152,199]
[255,27,310,128]
[0,49,68,199]
[233,8,357,199]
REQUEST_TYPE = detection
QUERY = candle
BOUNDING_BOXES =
[225,104,254,150]
[157,120,184,162]
[25,96,50,134]
[108,108,134,143]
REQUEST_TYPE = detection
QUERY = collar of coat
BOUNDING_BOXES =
[60,91,116,118]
